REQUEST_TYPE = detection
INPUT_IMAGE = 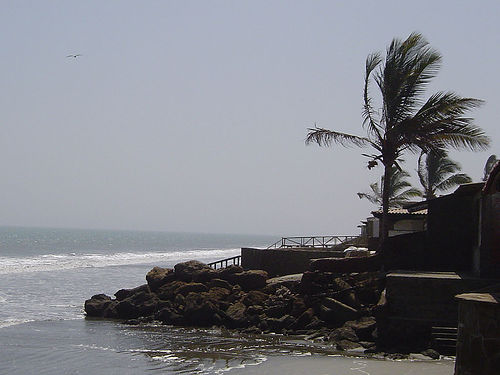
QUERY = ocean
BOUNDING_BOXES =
[0,227,454,374]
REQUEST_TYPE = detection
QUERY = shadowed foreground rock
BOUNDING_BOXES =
[85,260,392,353]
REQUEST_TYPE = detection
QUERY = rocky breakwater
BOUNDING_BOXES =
[85,260,386,353]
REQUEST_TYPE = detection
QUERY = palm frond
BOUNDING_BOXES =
[305,126,369,147]
[435,174,472,192]
[363,52,383,141]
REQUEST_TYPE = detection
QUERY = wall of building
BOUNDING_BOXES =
[455,293,500,375]
[241,247,343,277]
[427,193,480,271]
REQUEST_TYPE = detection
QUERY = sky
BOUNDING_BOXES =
[0,1,498,236]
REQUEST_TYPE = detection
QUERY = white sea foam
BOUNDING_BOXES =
[0,248,241,275]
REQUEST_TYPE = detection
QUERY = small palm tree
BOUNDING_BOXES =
[306,32,489,243]
[358,166,422,208]
[417,149,472,199]
[483,155,499,181]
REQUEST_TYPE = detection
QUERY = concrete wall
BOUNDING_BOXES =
[455,293,500,375]
[427,193,480,271]
[241,247,343,277]
[378,271,495,350]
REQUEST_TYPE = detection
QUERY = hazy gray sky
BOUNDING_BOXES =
[1,1,498,235]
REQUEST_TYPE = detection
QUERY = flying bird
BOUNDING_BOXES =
[66,54,82,58]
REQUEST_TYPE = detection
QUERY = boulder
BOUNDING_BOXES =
[156,280,187,301]
[309,254,381,273]
[191,268,218,283]
[225,301,247,326]
[146,267,175,291]
[264,274,302,293]
[215,265,244,282]
[328,326,359,343]
[345,317,377,341]
[208,278,233,290]
[115,284,150,301]
[84,294,114,317]
[203,287,231,303]
[336,340,363,351]
[183,292,221,326]
[320,297,359,323]
[115,290,158,319]
[176,282,209,296]
[241,290,268,306]
[293,308,315,329]
[156,306,184,325]
[265,314,295,332]
[229,270,268,291]
[174,260,212,282]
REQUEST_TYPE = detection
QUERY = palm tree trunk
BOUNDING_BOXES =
[378,164,392,268]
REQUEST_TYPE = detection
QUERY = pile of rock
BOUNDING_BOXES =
[85,260,385,352]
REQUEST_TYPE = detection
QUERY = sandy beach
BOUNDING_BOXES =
[230,355,455,375]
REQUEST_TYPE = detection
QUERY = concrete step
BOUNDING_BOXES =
[431,326,457,356]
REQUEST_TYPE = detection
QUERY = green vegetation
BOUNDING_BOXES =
[483,154,498,181]
[357,165,421,208]
[306,32,489,244]
[417,149,472,199]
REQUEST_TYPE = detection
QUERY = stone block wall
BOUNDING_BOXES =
[241,247,343,277]
[455,293,500,375]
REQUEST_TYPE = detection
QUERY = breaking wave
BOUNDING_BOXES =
[0,248,241,275]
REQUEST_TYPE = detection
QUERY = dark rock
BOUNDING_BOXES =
[192,268,218,283]
[156,306,184,325]
[328,326,359,343]
[345,317,377,341]
[174,293,185,306]
[246,305,264,315]
[293,308,315,329]
[156,280,187,300]
[216,265,244,282]
[421,348,440,359]
[320,297,359,323]
[115,291,158,319]
[176,282,209,296]
[336,339,363,351]
[84,294,114,317]
[305,316,326,330]
[229,270,268,291]
[264,303,290,318]
[241,290,268,306]
[309,254,381,273]
[115,284,150,301]
[265,314,295,331]
[290,296,307,317]
[241,326,262,335]
[264,274,302,293]
[225,302,247,326]
[183,292,220,326]
[146,267,175,291]
[208,278,233,290]
[174,260,212,282]
[203,287,231,303]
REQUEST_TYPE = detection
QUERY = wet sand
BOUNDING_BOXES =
[230,355,455,375]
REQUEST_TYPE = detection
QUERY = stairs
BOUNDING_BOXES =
[431,326,458,356]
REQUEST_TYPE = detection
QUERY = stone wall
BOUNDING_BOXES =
[455,293,500,375]
[377,272,494,351]
[241,247,343,277]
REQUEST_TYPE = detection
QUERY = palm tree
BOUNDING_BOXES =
[306,32,489,245]
[483,155,498,181]
[358,165,422,207]
[417,149,472,199]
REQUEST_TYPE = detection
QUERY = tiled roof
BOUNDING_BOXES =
[372,208,427,216]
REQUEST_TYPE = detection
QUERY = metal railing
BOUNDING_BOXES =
[207,255,241,270]
[267,235,358,249]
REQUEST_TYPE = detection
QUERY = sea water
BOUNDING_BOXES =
[0,227,454,374]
